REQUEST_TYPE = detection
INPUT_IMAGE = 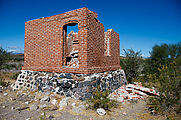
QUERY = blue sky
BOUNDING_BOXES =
[0,0,180,57]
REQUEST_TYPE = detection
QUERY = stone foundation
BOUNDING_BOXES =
[11,69,127,100]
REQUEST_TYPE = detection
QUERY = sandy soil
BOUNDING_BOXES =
[0,86,166,120]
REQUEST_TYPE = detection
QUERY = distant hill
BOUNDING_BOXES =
[9,53,24,62]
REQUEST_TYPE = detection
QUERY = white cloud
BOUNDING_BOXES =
[141,54,150,58]
[6,46,24,53]
[7,46,19,49]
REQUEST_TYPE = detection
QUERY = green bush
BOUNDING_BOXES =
[0,47,10,69]
[1,64,17,70]
[0,75,9,87]
[88,87,118,110]
[0,80,9,87]
[120,49,143,83]
[147,42,181,75]
[148,61,181,114]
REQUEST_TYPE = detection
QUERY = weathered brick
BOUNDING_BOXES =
[22,7,121,74]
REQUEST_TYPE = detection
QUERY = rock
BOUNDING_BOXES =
[39,104,47,109]
[25,101,29,104]
[72,84,75,88]
[16,106,29,111]
[71,103,76,107]
[50,98,57,105]
[77,77,85,81]
[44,106,58,111]
[65,74,72,79]
[72,105,86,113]
[122,112,127,115]
[41,112,45,116]
[117,96,124,102]
[11,69,128,101]
[25,118,30,120]
[11,107,15,110]
[0,86,2,92]
[3,93,8,96]
[2,105,5,108]
[151,110,156,115]
[65,82,71,88]
[97,108,106,116]
[40,95,50,102]
[30,104,38,111]
[48,115,54,119]
[55,87,59,93]
[22,93,27,96]
[10,97,16,101]
[59,97,71,110]
[70,50,78,55]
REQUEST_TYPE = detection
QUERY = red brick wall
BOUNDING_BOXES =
[22,7,121,74]
[87,10,105,68]
[104,29,120,67]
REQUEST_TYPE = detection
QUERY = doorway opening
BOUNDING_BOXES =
[62,23,79,67]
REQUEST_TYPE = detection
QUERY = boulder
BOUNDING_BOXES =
[59,97,71,110]
[3,93,8,96]
[16,106,29,111]
[0,86,2,92]
[30,104,38,111]
[97,108,106,116]
[25,101,29,104]
[39,104,47,109]
[72,105,86,113]
[50,98,57,105]
[40,95,50,102]
[71,103,76,107]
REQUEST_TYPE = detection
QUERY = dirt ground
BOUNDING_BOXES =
[0,85,166,120]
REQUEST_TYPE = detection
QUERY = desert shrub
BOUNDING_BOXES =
[88,87,118,110]
[0,80,9,87]
[1,63,23,71]
[0,74,9,87]
[147,42,181,75]
[148,61,181,114]
[120,49,143,83]
[13,56,24,62]
[11,72,20,80]
[15,64,23,70]
[1,64,17,70]
[8,54,24,62]
[0,47,10,69]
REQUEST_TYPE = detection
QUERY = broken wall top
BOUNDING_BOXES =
[26,7,98,24]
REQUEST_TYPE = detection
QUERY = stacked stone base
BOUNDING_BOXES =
[11,69,127,100]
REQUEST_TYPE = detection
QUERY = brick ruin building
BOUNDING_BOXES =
[22,7,120,74]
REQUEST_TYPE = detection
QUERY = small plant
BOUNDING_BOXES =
[88,87,118,110]
[0,80,9,87]
[11,72,20,80]
[39,112,47,120]
[0,73,9,87]
[53,79,57,82]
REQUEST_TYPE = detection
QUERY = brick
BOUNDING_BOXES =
[22,7,121,74]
